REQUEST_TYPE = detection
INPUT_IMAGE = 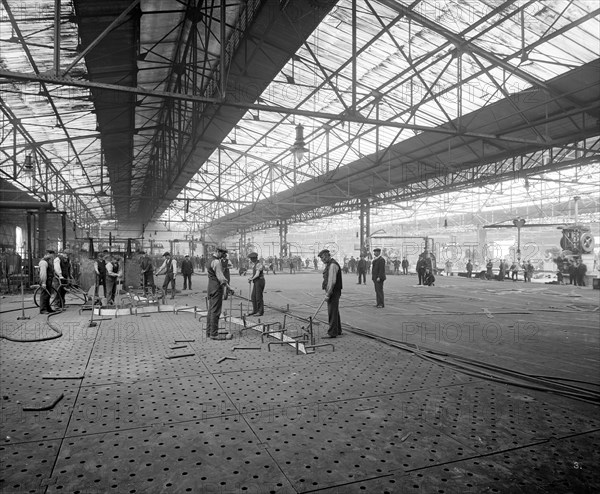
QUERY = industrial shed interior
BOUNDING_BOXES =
[1,1,599,493]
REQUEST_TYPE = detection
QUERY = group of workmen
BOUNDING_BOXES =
[203,246,436,341]
[205,247,264,340]
[37,249,76,314]
[91,251,124,305]
[138,251,197,297]
[38,244,593,344]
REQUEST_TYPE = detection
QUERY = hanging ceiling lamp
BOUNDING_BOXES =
[23,154,34,176]
[290,123,309,162]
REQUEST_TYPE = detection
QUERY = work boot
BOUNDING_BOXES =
[210,334,232,341]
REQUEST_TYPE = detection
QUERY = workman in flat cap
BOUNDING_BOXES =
[318,249,342,338]
[206,247,232,340]
[247,252,265,316]
[156,251,177,299]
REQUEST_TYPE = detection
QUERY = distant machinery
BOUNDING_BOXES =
[484,218,594,263]
[558,225,595,256]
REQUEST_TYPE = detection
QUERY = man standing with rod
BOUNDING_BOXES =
[247,252,265,316]
[156,251,177,299]
[206,247,232,340]
[318,249,343,338]
[372,247,386,308]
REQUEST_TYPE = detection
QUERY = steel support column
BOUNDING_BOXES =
[359,199,370,258]
[238,229,247,257]
[38,209,47,257]
[279,220,288,259]
[26,211,33,286]
[61,212,67,251]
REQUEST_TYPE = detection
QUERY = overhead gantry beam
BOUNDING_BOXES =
[210,137,600,235]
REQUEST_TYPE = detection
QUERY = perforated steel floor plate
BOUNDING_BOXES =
[0,439,62,494]
[47,417,296,493]
[496,430,600,493]
[67,375,238,436]
[247,396,478,491]
[2,284,599,493]
[215,352,476,415]
[0,381,80,443]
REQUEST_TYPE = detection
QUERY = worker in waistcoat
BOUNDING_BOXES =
[156,251,177,299]
[206,247,232,340]
[39,251,56,314]
[94,253,107,305]
[318,249,343,338]
[106,255,122,305]
[247,252,265,316]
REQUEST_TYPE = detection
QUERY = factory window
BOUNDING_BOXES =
[16,226,24,257]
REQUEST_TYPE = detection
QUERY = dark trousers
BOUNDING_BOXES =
[207,282,224,337]
[55,278,67,308]
[327,290,342,337]
[163,273,175,297]
[403,267,408,275]
[94,276,106,304]
[418,269,425,285]
[143,272,155,294]
[374,279,385,307]
[251,278,265,314]
[357,271,366,284]
[106,276,116,304]
[183,273,192,289]
[40,280,53,312]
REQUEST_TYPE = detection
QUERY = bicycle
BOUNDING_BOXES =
[33,278,89,308]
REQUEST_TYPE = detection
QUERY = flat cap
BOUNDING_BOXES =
[318,249,330,257]
[163,251,171,257]
[373,247,381,252]
[216,247,228,253]
[248,252,258,258]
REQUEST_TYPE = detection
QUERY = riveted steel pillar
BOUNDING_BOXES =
[279,220,288,259]
[238,229,247,257]
[38,209,47,257]
[27,211,33,285]
[360,199,370,258]
[61,212,67,250]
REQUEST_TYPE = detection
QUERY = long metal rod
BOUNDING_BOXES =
[220,0,226,98]
[54,0,60,75]
[351,0,357,112]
